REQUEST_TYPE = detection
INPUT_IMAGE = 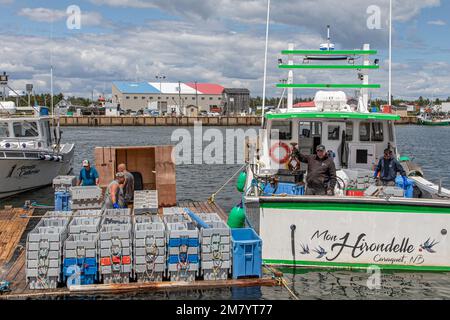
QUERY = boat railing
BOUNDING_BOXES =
[0,138,49,151]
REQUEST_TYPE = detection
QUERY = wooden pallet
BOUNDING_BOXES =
[0,202,277,300]
[0,207,32,267]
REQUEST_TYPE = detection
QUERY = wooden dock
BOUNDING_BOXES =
[0,202,279,299]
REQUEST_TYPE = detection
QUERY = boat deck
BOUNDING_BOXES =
[0,201,279,299]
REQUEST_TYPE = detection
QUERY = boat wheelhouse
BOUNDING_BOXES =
[0,108,74,199]
[242,41,450,272]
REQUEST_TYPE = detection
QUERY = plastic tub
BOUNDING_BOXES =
[231,228,262,279]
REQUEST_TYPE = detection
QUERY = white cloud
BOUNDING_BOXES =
[428,19,446,26]
[18,7,110,27]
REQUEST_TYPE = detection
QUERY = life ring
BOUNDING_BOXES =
[270,142,291,164]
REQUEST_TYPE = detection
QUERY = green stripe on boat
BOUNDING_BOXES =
[260,202,450,214]
[265,112,400,121]
[281,50,378,55]
[263,259,450,272]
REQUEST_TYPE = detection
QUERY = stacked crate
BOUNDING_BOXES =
[63,216,101,285]
[133,215,166,282]
[199,220,232,281]
[26,217,70,289]
[165,222,200,282]
[98,215,133,284]
[69,186,103,210]
[133,190,158,215]
[74,209,103,217]
[104,208,131,217]
[163,207,186,215]
[53,176,77,191]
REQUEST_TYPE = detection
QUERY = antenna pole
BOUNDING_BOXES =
[327,25,331,50]
[388,0,392,106]
[261,0,271,121]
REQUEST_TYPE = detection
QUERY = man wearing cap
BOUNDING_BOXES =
[374,149,407,186]
[77,160,100,186]
[104,172,126,209]
[293,145,337,196]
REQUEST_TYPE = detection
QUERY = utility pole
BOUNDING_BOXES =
[156,74,166,114]
[178,80,182,115]
[195,81,198,110]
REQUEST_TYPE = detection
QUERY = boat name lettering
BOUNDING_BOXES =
[17,165,40,177]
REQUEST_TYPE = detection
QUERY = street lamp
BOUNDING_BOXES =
[156,74,166,113]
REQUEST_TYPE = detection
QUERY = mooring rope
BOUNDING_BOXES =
[208,164,246,204]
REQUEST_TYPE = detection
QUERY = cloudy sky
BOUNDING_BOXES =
[1,0,449,100]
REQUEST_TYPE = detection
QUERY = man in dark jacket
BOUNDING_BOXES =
[293,144,337,195]
[374,149,407,186]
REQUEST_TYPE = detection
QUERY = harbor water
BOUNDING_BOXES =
[1,125,450,300]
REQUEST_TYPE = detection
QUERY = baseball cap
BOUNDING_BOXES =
[116,172,125,178]
[316,145,326,152]
[82,160,90,167]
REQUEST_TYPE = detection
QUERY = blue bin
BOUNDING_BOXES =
[263,183,304,196]
[231,228,262,279]
[39,106,49,116]
[55,191,71,211]
[371,106,378,113]
[168,238,199,247]
[395,176,415,198]
[168,254,199,264]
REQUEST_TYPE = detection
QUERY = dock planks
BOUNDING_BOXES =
[0,202,276,300]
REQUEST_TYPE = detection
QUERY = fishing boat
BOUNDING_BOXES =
[0,88,74,199]
[417,110,450,126]
[241,38,450,272]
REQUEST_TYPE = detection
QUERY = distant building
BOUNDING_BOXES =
[112,81,225,114]
[222,88,250,115]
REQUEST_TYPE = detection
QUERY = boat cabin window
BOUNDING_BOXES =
[41,120,52,145]
[359,122,371,141]
[327,125,340,141]
[270,120,292,140]
[13,121,39,138]
[299,121,322,153]
[371,122,384,142]
[0,122,9,138]
[345,122,353,141]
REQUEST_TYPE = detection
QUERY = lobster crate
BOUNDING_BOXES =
[163,207,186,215]
[133,190,158,215]
[53,175,77,192]
[68,217,101,234]
[70,186,103,210]
[166,222,200,282]
[103,208,131,217]
[133,220,166,282]
[26,219,69,290]
[200,221,232,281]
[74,209,103,217]
[98,220,133,284]
[43,211,73,219]
[63,233,99,286]
[163,214,191,224]
[196,212,222,223]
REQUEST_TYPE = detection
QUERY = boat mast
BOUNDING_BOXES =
[261,0,271,121]
[388,0,392,106]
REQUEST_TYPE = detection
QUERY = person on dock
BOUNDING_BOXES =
[374,149,407,186]
[117,163,134,206]
[77,160,99,186]
[104,172,126,209]
[292,144,337,196]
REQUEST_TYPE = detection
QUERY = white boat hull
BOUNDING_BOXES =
[0,147,74,199]
[246,197,450,271]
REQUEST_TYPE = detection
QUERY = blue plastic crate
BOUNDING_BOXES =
[66,274,96,286]
[168,254,199,264]
[395,176,415,198]
[231,228,262,279]
[55,191,71,211]
[262,183,304,196]
[168,238,199,247]
[63,257,97,267]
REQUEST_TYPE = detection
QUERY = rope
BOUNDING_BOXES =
[208,164,245,203]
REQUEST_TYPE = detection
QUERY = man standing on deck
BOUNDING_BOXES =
[374,149,407,186]
[104,172,126,209]
[77,160,99,186]
[117,163,134,206]
[293,145,337,196]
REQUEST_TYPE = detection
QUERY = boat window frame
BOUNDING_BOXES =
[12,121,40,138]
[327,124,340,141]
[359,122,371,142]
[270,120,292,140]
[0,121,10,138]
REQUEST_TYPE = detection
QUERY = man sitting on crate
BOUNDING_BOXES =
[117,163,134,206]
[104,172,126,209]
[77,160,100,186]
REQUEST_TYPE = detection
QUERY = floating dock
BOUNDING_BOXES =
[0,201,280,300]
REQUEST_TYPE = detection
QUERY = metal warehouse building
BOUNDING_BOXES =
[112,81,225,115]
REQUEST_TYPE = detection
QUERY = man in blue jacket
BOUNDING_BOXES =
[374,149,407,186]
[77,159,100,186]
